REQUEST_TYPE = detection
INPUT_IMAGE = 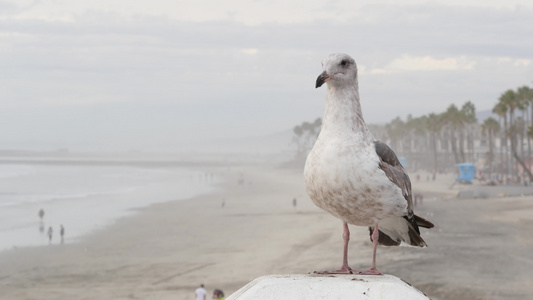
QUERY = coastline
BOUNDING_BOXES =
[0,163,219,252]
[1,164,533,300]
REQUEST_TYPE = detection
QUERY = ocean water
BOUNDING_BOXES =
[0,163,217,251]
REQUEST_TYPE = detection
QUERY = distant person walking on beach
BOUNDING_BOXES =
[60,225,65,244]
[213,289,225,299]
[38,209,45,233]
[195,284,207,300]
[47,226,53,244]
[293,197,297,209]
[221,198,225,208]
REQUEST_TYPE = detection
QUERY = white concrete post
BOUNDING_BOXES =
[228,274,429,300]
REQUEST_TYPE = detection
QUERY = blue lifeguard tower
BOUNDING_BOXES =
[456,163,475,183]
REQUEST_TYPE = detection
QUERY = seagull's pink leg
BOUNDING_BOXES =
[314,222,357,274]
[359,222,382,275]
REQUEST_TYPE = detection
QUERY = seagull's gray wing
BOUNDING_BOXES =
[371,140,434,247]
[373,140,413,215]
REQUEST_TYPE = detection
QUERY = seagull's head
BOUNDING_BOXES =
[315,53,357,88]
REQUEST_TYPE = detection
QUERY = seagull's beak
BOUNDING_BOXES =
[315,71,331,88]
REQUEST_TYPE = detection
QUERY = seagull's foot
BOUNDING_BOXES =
[313,266,356,275]
[357,267,382,275]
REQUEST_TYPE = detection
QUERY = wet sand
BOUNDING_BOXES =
[1,166,532,300]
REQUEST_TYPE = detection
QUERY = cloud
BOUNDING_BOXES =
[0,1,532,150]
[367,55,476,74]
[241,48,258,55]
[498,58,532,67]
[514,59,531,66]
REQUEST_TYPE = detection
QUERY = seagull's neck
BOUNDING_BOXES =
[321,80,373,141]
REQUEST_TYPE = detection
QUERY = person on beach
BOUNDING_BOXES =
[60,225,65,244]
[39,209,45,233]
[212,289,225,299]
[293,197,297,209]
[221,198,225,208]
[47,226,53,244]
[195,284,207,300]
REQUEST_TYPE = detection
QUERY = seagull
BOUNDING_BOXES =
[304,53,434,275]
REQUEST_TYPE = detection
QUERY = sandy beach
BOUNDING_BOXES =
[1,164,533,300]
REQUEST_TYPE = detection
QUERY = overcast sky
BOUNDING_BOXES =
[1,0,532,152]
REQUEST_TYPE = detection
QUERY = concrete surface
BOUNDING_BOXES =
[227,274,430,300]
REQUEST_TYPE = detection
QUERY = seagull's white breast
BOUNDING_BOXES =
[304,134,406,226]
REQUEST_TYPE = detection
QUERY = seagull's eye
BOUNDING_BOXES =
[340,60,348,67]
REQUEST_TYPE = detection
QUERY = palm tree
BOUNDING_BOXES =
[482,117,500,177]
[426,113,444,179]
[385,117,406,152]
[405,115,429,169]
[292,118,322,157]
[515,116,526,158]
[499,89,533,181]
[461,101,477,162]
[517,86,533,167]
[510,119,533,182]
[493,100,508,176]
[292,125,305,155]
[443,104,464,164]
[500,89,522,176]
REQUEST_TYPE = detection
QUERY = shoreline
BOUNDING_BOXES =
[1,165,533,300]
[0,164,221,253]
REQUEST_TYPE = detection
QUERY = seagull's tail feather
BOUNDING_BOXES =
[368,227,401,246]
[414,214,434,229]
[369,214,433,247]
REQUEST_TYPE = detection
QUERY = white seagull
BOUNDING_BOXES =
[304,53,434,275]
